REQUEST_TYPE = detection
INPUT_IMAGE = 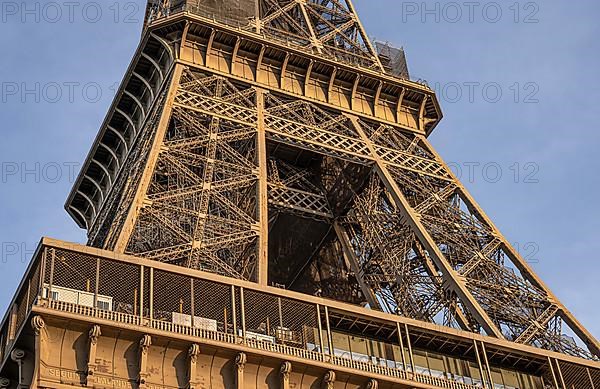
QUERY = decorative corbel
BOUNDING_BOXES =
[365,378,378,389]
[234,352,247,389]
[10,349,26,388]
[87,325,101,379]
[138,335,152,387]
[280,361,292,389]
[31,316,47,389]
[322,370,336,389]
[188,344,201,389]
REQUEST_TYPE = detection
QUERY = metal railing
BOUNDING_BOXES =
[2,240,597,388]
[144,3,428,85]
[45,297,478,389]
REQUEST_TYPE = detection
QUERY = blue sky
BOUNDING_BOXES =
[0,0,598,340]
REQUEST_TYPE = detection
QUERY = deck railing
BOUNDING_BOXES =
[1,240,597,388]
[144,3,419,83]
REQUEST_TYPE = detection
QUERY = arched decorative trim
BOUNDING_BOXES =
[124,89,146,118]
[115,108,138,136]
[92,159,113,187]
[99,143,121,170]
[108,126,130,153]
[133,71,155,101]
[142,52,164,82]
[77,190,97,219]
[84,174,105,203]
[150,32,175,61]
[69,205,89,229]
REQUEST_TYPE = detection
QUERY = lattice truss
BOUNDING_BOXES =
[126,71,260,280]
[148,0,382,70]
[340,178,458,325]
[259,0,382,70]
[89,73,175,250]
[338,119,597,360]
[102,67,598,361]
[268,158,332,219]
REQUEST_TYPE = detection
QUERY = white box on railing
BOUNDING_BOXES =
[238,329,276,344]
[171,312,218,331]
[43,284,113,311]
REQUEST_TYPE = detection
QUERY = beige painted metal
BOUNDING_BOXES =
[34,237,600,371]
[113,64,185,253]
[349,116,503,339]
[256,89,269,285]
[4,1,600,387]
[333,221,380,309]
[421,135,600,356]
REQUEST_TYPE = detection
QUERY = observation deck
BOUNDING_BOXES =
[1,238,598,388]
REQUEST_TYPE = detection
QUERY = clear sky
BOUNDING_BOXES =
[0,0,598,340]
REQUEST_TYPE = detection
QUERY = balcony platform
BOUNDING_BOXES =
[0,238,598,388]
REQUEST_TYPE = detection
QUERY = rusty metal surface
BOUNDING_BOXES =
[1,1,599,388]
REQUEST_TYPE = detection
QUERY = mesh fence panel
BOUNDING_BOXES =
[540,368,552,388]
[14,286,28,333]
[540,363,560,389]
[559,361,594,389]
[0,328,5,362]
[194,279,233,333]
[142,267,151,318]
[280,297,318,348]
[0,320,10,363]
[50,249,98,308]
[28,262,41,308]
[242,290,320,349]
[153,269,192,322]
[98,258,140,315]
[244,289,279,338]
[44,248,53,287]
[15,282,29,331]
[592,368,600,388]
[14,257,43,333]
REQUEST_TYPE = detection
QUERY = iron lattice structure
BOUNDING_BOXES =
[64,0,599,367]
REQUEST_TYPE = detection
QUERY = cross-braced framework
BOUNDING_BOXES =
[146,0,386,72]
[258,0,383,70]
[81,64,599,361]
[64,0,600,368]
[126,71,261,280]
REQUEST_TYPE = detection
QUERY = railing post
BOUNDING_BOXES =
[149,268,154,320]
[316,304,325,355]
[8,305,17,341]
[240,287,246,341]
[39,247,47,297]
[473,341,488,388]
[25,280,31,313]
[139,265,145,322]
[554,359,567,389]
[547,357,560,389]
[396,322,407,372]
[94,258,100,309]
[231,285,237,337]
[48,248,56,300]
[324,306,334,357]
[277,297,284,330]
[190,279,195,328]
[404,324,415,373]
[480,342,494,388]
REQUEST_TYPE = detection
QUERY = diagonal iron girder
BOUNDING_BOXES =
[97,64,599,359]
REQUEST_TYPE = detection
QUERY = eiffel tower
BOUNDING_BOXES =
[1,1,598,388]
